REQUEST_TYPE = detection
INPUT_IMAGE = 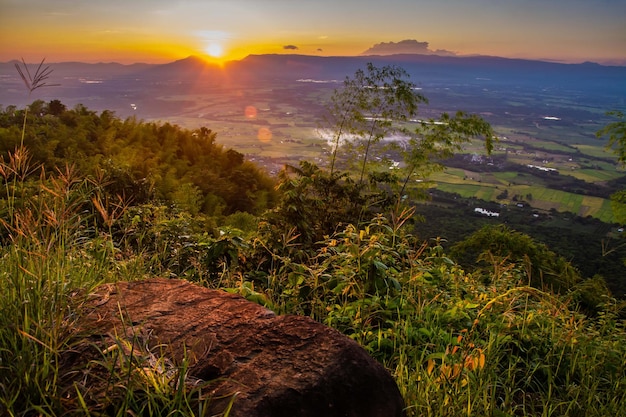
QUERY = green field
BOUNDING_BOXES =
[531,140,577,152]
[147,77,625,226]
[568,168,624,182]
[434,169,616,223]
[573,144,619,160]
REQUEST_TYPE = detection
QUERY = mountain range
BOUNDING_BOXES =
[1,53,625,120]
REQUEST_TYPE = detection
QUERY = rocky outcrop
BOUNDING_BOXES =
[63,278,405,417]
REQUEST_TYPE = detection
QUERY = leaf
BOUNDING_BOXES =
[417,327,432,338]
[373,260,388,271]
[478,352,486,369]
[388,277,402,291]
[426,359,435,375]
[426,351,446,361]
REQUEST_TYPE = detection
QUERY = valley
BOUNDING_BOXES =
[2,53,626,415]
[1,53,625,225]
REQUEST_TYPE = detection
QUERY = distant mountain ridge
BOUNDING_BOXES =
[182,52,626,75]
[2,53,625,85]
[1,53,624,117]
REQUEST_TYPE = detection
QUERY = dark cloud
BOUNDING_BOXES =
[283,44,299,50]
[317,48,323,52]
[361,40,456,56]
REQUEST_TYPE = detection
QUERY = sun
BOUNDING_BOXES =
[205,43,224,58]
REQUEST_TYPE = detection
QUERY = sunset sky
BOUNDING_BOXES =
[1,0,625,65]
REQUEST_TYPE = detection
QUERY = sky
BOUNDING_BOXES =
[1,0,625,65]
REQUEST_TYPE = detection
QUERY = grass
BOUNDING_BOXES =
[0,156,110,414]
[493,171,519,182]
[149,94,624,226]
[436,182,485,198]
[531,141,577,153]
[1,95,624,415]
[237,216,626,417]
[432,169,617,222]
[0,148,232,416]
[3,57,625,416]
[1,154,626,416]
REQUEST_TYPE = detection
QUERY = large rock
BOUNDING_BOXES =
[63,278,405,417]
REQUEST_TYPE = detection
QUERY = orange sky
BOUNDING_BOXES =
[1,0,625,65]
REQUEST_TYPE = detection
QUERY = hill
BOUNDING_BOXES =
[2,53,625,114]
[1,101,626,414]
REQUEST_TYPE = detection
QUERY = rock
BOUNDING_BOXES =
[63,278,405,417]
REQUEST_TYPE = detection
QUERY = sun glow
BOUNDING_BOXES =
[205,43,224,58]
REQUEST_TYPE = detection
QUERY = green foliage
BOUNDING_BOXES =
[2,64,625,416]
[229,213,626,417]
[0,152,117,415]
[223,211,259,235]
[325,63,493,196]
[263,161,369,248]
[0,101,276,216]
[597,110,626,166]
[0,147,235,416]
[267,64,493,250]
[450,224,582,293]
[3,145,626,417]
[325,63,427,180]
[398,111,494,199]
[610,189,626,226]
[594,112,626,279]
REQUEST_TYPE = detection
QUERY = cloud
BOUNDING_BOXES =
[361,40,456,56]
[283,45,299,50]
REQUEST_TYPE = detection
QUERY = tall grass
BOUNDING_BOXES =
[0,146,227,415]
[223,212,626,417]
[0,152,106,414]
[3,144,624,415]
[14,58,58,147]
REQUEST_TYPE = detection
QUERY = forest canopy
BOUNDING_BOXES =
[0,100,276,216]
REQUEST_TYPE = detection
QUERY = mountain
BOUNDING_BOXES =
[226,53,626,93]
[140,55,223,80]
[1,53,624,119]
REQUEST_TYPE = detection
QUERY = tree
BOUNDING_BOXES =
[325,63,493,207]
[0,101,275,216]
[266,161,367,247]
[597,110,626,165]
[397,111,493,201]
[269,64,494,249]
[47,99,67,116]
[325,63,427,180]
[450,224,581,293]
[597,111,626,225]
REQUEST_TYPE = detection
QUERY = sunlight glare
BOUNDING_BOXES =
[205,43,224,58]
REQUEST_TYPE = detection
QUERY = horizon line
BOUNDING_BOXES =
[1,52,625,68]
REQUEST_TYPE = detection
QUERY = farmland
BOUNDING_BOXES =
[1,54,624,241]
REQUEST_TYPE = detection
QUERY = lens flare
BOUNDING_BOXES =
[258,127,272,142]
[245,105,257,119]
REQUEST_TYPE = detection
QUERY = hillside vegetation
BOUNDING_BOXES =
[1,67,626,415]
[0,99,276,217]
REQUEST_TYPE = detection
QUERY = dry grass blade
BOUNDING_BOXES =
[14,57,60,95]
